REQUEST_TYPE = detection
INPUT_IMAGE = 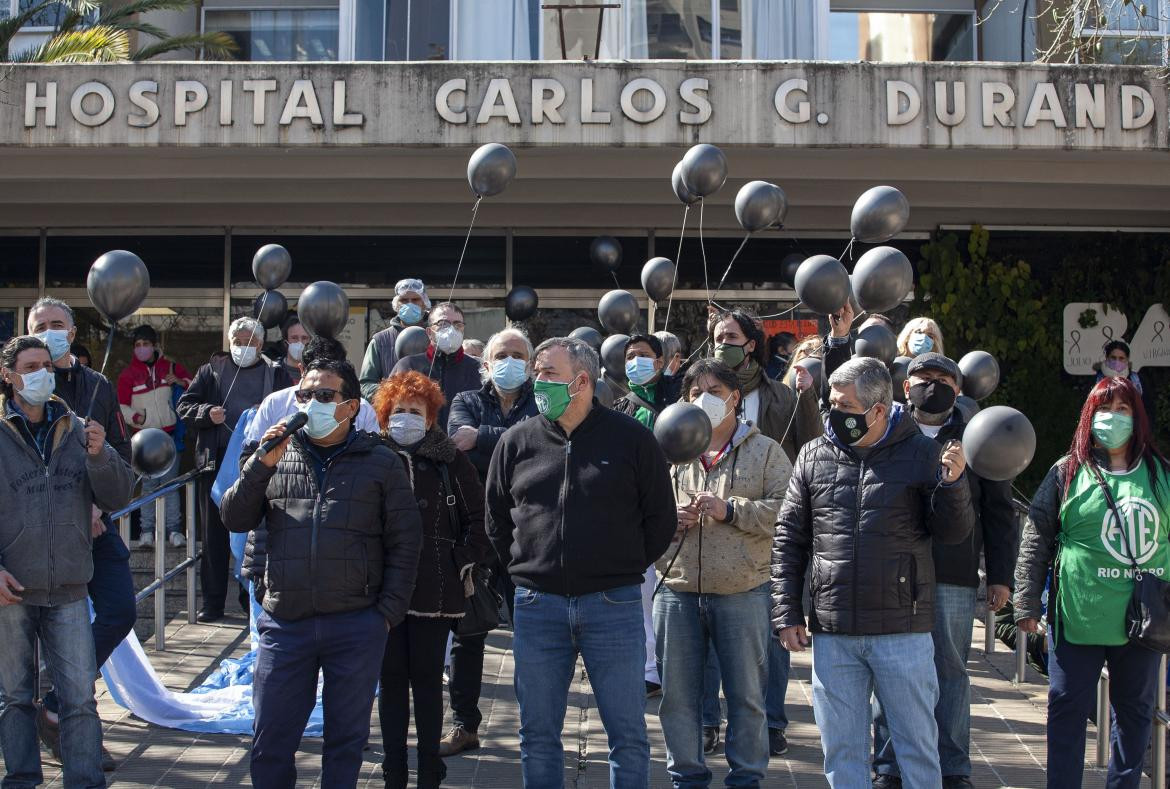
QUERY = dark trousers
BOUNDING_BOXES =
[1046,633,1161,789]
[251,606,387,789]
[199,465,233,612]
[447,561,514,733]
[379,615,451,776]
[44,525,136,717]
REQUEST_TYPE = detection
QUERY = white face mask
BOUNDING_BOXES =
[287,342,305,362]
[388,412,427,446]
[231,345,258,367]
[435,326,464,355]
[15,367,55,406]
[693,391,734,427]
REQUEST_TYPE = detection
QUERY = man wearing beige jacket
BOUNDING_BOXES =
[653,358,793,788]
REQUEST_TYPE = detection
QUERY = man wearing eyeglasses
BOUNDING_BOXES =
[390,302,481,430]
[222,357,422,789]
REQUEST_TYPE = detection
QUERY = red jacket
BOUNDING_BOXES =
[117,354,192,432]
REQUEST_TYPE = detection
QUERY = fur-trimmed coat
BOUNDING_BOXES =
[382,427,490,618]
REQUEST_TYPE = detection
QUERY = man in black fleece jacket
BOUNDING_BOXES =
[486,337,675,789]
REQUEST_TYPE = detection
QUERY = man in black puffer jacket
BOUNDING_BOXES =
[221,358,421,789]
[771,357,974,789]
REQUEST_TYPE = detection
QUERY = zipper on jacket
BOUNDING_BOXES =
[852,459,864,633]
[559,441,572,596]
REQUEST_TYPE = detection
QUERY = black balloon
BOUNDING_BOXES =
[671,161,701,205]
[850,185,910,243]
[959,351,1000,401]
[87,250,150,322]
[962,406,1035,482]
[854,324,897,365]
[131,427,177,480]
[395,325,430,358]
[569,326,604,353]
[654,402,713,464]
[252,244,292,290]
[780,253,803,288]
[505,285,539,321]
[734,180,787,232]
[794,255,850,315]
[595,377,616,408]
[252,289,288,330]
[891,355,913,403]
[298,281,349,338]
[680,143,728,198]
[795,357,824,393]
[598,290,639,335]
[641,257,676,303]
[590,236,623,273]
[852,246,913,313]
[600,333,629,379]
[467,143,517,198]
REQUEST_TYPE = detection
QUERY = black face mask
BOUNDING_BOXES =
[907,381,957,416]
[829,406,874,446]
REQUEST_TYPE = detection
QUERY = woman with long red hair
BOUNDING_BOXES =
[1015,376,1170,788]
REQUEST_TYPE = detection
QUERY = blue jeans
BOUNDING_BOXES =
[654,584,770,788]
[513,584,649,789]
[139,451,181,535]
[873,583,976,778]
[812,632,940,789]
[701,637,790,732]
[1046,632,1161,789]
[0,599,104,789]
[251,606,387,789]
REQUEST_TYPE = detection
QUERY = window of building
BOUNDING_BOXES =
[828,3,976,61]
[385,0,450,60]
[1079,0,1167,66]
[204,5,340,61]
[14,0,69,28]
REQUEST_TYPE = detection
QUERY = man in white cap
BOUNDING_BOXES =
[359,278,429,401]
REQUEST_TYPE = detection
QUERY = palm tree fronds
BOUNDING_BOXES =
[0,0,98,52]
[13,24,129,63]
[108,19,171,41]
[99,0,199,25]
[132,30,237,61]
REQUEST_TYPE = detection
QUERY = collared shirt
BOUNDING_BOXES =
[6,397,65,464]
[244,385,380,444]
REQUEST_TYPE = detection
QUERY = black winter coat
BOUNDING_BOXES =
[771,407,976,636]
[486,402,677,597]
[52,360,131,464]
[382,428,490,617]
[221,429,422,625]
[177,353,290,462]
[612,375,681,426]
[448,381,538,479]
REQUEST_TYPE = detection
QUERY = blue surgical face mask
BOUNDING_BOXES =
[625,356,658,386]
[388,412,427,446]
[908,333,934,356]
[300,398,350,440]
[491,357,529,392]
[16,367,55,406]
[35,329,70,362]
[397,303,423,325]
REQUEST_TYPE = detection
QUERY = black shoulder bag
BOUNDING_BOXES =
[1089,464,1170,653]
[437,462,502,637]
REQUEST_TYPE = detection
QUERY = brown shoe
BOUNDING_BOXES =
[437,726,480,757]
[36,705,61,761]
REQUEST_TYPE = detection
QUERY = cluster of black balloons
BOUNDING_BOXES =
[252,244,292,330]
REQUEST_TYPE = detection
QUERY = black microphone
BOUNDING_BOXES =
[257,411,308,455]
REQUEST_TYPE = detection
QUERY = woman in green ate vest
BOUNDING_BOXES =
[1015,376,1170,789]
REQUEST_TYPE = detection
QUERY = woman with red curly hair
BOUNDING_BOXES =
[1015,376,1170,789]
[373,370,489,789]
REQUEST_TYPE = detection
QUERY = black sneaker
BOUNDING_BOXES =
[943,777,974,789]
[101,746,116,772]
[702,725,720,755]
[872,775,903,789]
[768,727,788,756]
[196,607,224,623]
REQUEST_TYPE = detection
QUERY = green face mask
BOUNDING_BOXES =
[1092,411,1134,450]
[534,377,578,421]
[714,342,748,369]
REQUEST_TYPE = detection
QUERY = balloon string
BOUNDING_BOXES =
[84,325,117,424]
[755,304,799,320]
[431,196,482,378]
[611,272,621,289]
[707,232,751,304]
[839,237,856,263]
[680,336,712,368]
[699,200,711,304]
[662,204,689,333]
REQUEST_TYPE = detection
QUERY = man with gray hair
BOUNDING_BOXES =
[486,337,676,788]
[178,316,291,623]
[771,356,975,788]
[654,330,683,377]
[359,278,430,400]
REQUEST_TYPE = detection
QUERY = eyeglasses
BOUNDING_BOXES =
[430,320,466,331]
[294,388,341,404]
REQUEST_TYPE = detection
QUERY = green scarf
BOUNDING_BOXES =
[736,359,763,395]
[629,382,657,428]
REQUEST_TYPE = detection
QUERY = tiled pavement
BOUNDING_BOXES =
[30,613,1149,787]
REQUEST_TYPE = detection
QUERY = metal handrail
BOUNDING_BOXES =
[114,465,213,651]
